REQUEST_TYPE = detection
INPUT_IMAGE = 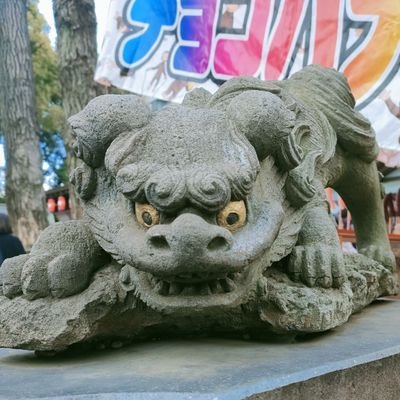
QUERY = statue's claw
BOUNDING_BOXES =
[1,253,93,300]
[288,244,345,288]
[0,254,29,298]
[359,245,396,272]
[21,254,53,300]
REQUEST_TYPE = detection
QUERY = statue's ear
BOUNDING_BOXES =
[70,163,97,201]
[227,90,319,207]
[276,123,311,171]
[227,90,298,162]
[68,95,151,168]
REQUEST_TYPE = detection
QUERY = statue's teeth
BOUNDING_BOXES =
[149,273,240,297]
[177,273,193,280]
[120,268,130,284]
[169,282,183,295]
[257,277,268,298]
[199,283,212,295]
[150,276,158,286]
[221,277,236,292]
[155,280,169,295]
[181,285,197,295]
[209,280,223,294]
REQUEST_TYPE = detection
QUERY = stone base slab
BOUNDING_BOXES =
[1,300,400,399]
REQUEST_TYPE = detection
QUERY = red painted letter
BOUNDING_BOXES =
[262,0,308,80]
[213,0,273,79]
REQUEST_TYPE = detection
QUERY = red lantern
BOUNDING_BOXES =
[57,196,66,212]
[47,198,56,213]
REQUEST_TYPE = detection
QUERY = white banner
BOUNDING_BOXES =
[95,0,400,166]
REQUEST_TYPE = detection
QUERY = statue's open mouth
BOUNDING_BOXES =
[120,262,265,312]
[145,271,245,296]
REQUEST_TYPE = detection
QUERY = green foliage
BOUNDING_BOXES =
[28,0,63,132]
[28,0,67,186]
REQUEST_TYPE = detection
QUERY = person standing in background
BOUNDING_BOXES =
[0,213,25,266]
[380,90,400,119]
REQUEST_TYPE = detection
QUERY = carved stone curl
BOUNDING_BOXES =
[0,65,397,352]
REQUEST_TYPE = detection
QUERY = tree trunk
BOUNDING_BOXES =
[0,0,49,249]
[53,0,103,219]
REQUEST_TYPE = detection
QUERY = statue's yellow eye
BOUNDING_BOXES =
[135,203,160,228]
[217,200,246,231]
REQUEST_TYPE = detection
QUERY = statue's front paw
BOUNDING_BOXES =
[0,253,90,300]
[0,255,29,298]
[359,245,396,272]
[288,244,345,288]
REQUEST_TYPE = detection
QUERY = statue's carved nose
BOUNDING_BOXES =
[207,235,230,251]
[146,214,232,255]
[147,232,169,249]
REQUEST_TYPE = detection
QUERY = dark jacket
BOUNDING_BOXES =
[0,233,25,266]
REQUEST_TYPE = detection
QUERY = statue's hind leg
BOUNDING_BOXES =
[333,154,395,271]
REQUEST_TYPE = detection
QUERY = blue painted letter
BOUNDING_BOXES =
[117,0,178,69]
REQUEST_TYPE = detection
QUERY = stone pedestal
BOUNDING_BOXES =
[1,300,400,400]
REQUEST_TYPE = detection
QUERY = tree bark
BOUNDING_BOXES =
[0,0,49,249]
[53,0,103,219]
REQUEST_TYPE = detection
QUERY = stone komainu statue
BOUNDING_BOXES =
[0,66,397,351]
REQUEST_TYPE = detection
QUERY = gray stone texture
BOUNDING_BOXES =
[0,65,398,350]
[0,301,400,399]
[248,354,400,400]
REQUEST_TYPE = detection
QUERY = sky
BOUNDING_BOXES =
[0,0,112,168]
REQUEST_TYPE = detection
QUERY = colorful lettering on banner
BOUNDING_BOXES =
[311,0,341,68]
[116,0,178,69]
[106,0,400,109]
[213,0,273,79]
[170,0,218,79]
[342,0,400,106]
[262,0,309,80]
